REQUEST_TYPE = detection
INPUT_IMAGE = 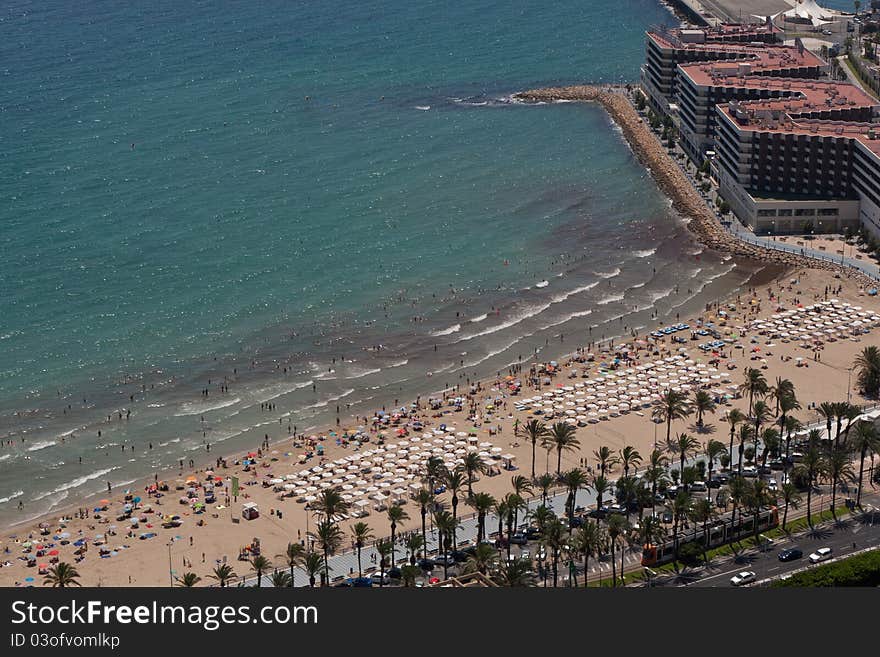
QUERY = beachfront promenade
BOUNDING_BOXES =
[513,85,880,286]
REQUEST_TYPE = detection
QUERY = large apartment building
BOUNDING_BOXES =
[641,22,781,116]
[716,97,880,234]
[642,23,880,236]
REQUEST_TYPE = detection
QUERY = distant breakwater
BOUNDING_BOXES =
[513,85,875,287]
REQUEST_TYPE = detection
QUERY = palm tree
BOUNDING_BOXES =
[462,543,499,575]
[776,389,801,445]
[736,424,754,476]
[826,445,855,519]
[536,473,555,505]
[795,431,826,528]
[176,572,201,587]
[432,510,457,580]
[592,474,612,514]
[510,474,532,529]
[270,571,292,588]
[468,492,496,544]
[782,415,801,460]
[414,488,434,560]
[492,498,508,549]
[405,534,424,566]
[780,482,802,531]
[759,428,781,468]
[837,402,862,448]
[400,565,421,587]
[852,421,880,507]
[462,451,486,497]
[689,497,715,564]
[209,563,236,587]
[668,433,700,489]
[314,518,342,585]
[387,505,409,567]
[636,515,667,560]
[619,445,642,478]
[606,513,629,587]
[250,555,272,587]
[276,542,305,588]
[547,422,580,476]
[725,408,747,470]
[746,479,775,546]
[704,439,726,501]
[817,402,836,442]
[668,490,692,571]
[503,493,524,559]
[854,345,880,397]
[751,400,773,453]
[728,475,749,550]
[528,504,556,535]
[302,551,325,587]
[493,558,537,587]
[424,455,448,494]
[43,562,81,588]
[652,389,690,448]
[560,468,590,533]
[443,467,466,549]
[739,367,768,415]
[594,445,620,476]
[542,517,567,587]
[522,419,549,479]
[311,486,351,522]
[573,520,603,588]
[692,390,716,428]
[374,539,393,586]
[644,449,669,514]
[769,377,795,417]
[350,522,373,577]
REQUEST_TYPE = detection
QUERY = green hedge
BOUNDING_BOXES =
[772,549,880,587]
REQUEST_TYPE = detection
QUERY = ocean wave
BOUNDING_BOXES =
[0,490,23,504]
[33,466,119,501]
[597,292,625,305]
[27,439,57,453]
[431,323,461,337]
[454,301,553,342]
[253,379,315,403]
[550,281,599,304]
[633,248,656,258]
[345,367,381,379]
[415,105,431,111]
[650,287,676,303]
[0,453,11,462]
[595,267,621,279]
[538,309,593,331]
[470,314,488,323]
[301,389,355,411]
[174,397,241,417]
[388,359,408,368]
[158,438,181,447]
[670,264,736,310]
[463,339,520,368]
[628,281,647,290]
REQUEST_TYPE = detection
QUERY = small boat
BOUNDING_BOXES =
[535,280,549,288]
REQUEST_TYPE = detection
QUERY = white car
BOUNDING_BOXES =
[809,547,832,564]
[730,571,756,586]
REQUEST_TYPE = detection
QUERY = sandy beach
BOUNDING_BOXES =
[3,263,879,586]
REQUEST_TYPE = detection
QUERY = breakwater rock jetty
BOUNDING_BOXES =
[514,85,874,286]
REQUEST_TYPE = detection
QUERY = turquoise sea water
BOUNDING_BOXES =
[0,0,759,524]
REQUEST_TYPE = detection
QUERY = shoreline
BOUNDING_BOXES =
[512,85,878,288]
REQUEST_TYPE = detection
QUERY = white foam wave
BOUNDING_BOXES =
[388,359,408,368]
[470,314,488,323]
[597,293,625,305]
[0,454,11,462]
[0,490,23,504]
[634,248,656,258]
[345,367,381,379]
[174,397,241,417]
[454,301,553,342]
[33,467,119,501]
[538,309,593,331]
[595,267,621,279]
[301,389,355,411]
[27,439,57,452]
[550,281,599,303]
[431,323,461,337]
[650,287,676,303]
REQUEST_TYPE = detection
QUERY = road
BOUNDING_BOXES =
[656,506,880,587]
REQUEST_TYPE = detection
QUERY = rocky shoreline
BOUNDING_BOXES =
[514,85,876,287]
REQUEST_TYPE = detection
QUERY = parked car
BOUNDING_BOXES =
[417,558,435,571]
[370,571,391,585]
[509,533,528,545]
[433,554,457,567]
[730,571,756,586]
[524,527,543,540]
[809,547,833,564]
[777,548,803,562]
[690,481,707,492]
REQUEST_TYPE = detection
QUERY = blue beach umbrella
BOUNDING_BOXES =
[24,577,34,582]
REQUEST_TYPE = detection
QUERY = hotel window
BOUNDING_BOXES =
[778,209,793,217]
